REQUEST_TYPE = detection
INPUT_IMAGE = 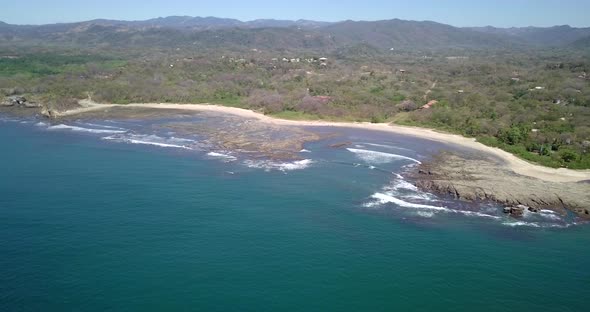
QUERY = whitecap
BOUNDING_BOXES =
[364,192,447,210]
[169,137,197,143]
[207,152,237,162]
[276,159,313,171]
[401,193,437,201]
[365,143,413,152]
[391,179,418,191]
[300,149,311,153]
[347,148,421,165]
[102,134,192,150]
[127,139,192,149]
[244,159,313,172]
[502,221,542,228]
[415,211,435,218]
[364,192,500,219]
[501,220,579,228]
[79,122,126,130]
[539,212,562,221]
[48,124,127,134]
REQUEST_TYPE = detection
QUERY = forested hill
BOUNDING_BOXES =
[469,25,590,47]
[2,17,588,51]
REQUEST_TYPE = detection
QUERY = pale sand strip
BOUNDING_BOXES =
[60,100,590,183]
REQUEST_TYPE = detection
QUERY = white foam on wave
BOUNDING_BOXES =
[128,139,192,149]
[502,221,541,228]
[347,148,421,165]
[300,149,311,153]
[501,221,576,228]
[364,192,446,210]
[35,122,48,127]
[48,124,127,134]
[244,159,313,172]
[364,192,500,219]
[365,143,413,152]
[365,177,576,227]
[539,212,562,221]
[102,134,193,150]
[385,178,438,201]
[391,179,418,191]
[169,137,198,144]
[79,122,126,130]
[415,211,435,218]
[207,152,237,162]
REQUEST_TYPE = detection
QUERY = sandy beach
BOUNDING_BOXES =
[59,100,590,183]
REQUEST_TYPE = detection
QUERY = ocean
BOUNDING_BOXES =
[1,114,589,311]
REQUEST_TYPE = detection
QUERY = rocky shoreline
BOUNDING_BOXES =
[0,100,320,161]
[409,152,590,219]
[3,98,590,219]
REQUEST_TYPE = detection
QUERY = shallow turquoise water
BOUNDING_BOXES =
[1,117,589,311]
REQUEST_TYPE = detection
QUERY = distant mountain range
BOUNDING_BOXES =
[1,16,589,51]
[468,25,590,47]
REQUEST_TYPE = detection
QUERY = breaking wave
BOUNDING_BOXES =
[415,211,435,218]
[244,159,313,172]
[207,152,238,162]
[364,192,500,219]
[80,122,126,130]
[364,143,413,152]
[391,179,418,192]
[102,134,194,150]
[347,148,421,165]
[365,176,581,228]
[48,124,127,134]
[501,221,579,229]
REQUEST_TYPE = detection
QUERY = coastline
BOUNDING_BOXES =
[56,100,590,183]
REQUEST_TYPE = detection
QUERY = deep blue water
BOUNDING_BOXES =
[1,116,590,311]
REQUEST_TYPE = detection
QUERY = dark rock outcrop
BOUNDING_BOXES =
[409,152,590,219]
[502,205,527,217]
[1,96,40,108]
[329,142,352,149]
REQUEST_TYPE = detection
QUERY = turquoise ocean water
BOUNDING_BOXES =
[1,115,589,311]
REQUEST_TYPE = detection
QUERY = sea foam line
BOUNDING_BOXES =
[347,148,421,165]
[364,143,413,152]
[207,152,238,162]
[79,122,126,130]
[102,134,193,150]
[364,192,500,219]
[244,159,313,172]
[48,124,127,134]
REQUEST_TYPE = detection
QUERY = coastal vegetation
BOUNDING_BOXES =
[1,18,589,168]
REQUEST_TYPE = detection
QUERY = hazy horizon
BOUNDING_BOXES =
[0,0,589,28]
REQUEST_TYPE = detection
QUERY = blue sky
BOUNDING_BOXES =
[0,0,588,27]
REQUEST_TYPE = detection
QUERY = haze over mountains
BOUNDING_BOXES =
[1,16,589,50]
